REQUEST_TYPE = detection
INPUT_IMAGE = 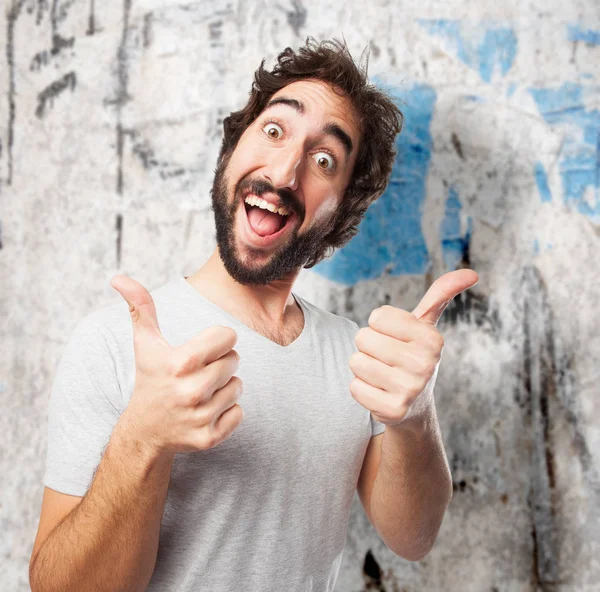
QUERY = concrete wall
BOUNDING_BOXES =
[2,1,599,590]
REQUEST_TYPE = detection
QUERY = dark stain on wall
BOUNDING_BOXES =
[451,132,465,160]
[449,450,481,494]
[369,40,381,59]
[110,0,133,196]
[521,265,559,588]
[439,287,500,334]
[5,1,26,186]
[30,34,75,71]
[87,0,97,36]
[142,12,153,47]
[209,19,223,46]
[286,0,306,36]
[34,0,48,26]
[130,133,189,180]
[35,71,77,118]
[115,213,123,268]
[363,549,386,590]
[108,0,132,268]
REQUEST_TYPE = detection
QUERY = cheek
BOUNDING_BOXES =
[229,133,264,178]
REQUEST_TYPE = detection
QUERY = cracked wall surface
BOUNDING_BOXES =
[1,1,599,590]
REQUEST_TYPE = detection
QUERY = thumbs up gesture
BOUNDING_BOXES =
[110,275,245,456]
[348,269,479,428]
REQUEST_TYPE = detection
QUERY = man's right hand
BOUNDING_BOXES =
[110,274,244,456]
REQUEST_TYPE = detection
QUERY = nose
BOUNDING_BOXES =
[262,144,302,192]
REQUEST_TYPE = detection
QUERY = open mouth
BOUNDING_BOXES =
[240,194,297,246]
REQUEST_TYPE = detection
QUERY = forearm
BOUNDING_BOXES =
[30,411,175,592]
[370,398,452,560]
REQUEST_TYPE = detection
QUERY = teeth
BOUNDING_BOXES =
[244,195,290,216]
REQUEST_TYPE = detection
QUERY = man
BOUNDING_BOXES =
[30,38,478,591]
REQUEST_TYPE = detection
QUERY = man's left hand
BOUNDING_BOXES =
[349,269,479,427]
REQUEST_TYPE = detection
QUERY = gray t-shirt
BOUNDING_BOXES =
[44,275,386,591]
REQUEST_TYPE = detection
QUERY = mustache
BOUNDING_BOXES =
[237,178,300,216]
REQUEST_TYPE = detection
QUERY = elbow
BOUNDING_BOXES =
[386,519,443,562]
[388,536,436,562]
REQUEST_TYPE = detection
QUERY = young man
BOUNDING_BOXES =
[31,39,475,591]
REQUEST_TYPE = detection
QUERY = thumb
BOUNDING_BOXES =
[110,274,169,350]
[411,269,479,326]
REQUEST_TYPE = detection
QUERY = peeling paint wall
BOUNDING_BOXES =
[2,1,599,590]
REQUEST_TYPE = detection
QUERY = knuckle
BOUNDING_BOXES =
[201,431,219,450]
[391,372,407,393]
[415,356,433,376]
[195,405,213,426]
[410,375,426,394]
[391,399,409,416]
[198,371,217,396]
[169,353,196,377]
[430,330,444,350]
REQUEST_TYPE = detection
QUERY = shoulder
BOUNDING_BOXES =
[293,292,358,336]
[80,276,182,347]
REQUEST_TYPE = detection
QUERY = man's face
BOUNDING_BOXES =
[211,79,361,285]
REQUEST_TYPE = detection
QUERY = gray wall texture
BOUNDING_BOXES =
[2,1,599,590]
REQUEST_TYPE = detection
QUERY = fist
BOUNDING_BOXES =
[110,274,244,456]
[349,269,479,427]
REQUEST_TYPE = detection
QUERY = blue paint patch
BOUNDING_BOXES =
[478,27,518,83]
[439,186,473,270]
[529,82,600,223]
[567,24,600,45]
[533,239,555,255]
[534,161,552,203]
[416,19,518,83]
[313,83,436,285]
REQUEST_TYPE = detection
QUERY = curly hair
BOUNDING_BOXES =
[217,37,404,269]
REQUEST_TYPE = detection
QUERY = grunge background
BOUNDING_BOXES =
[2,1,599,589]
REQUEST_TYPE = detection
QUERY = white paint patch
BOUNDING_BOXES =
[312,196,339,225]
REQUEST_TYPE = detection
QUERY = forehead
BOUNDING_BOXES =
[268,79,361,140]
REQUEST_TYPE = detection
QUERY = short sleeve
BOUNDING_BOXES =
[371,415,386,437]
[43,315,124,497]
[348,319,387,438]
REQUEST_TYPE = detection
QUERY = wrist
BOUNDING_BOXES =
[115,410,175,467]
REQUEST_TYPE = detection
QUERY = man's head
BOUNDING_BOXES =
[210,38,403,286]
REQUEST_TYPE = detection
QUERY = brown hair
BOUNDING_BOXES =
[218,37,404,268]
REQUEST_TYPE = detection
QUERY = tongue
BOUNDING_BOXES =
[247,207,285,237]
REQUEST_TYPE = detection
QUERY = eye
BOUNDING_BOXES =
[313,151,335,171]
[263,122,283,139]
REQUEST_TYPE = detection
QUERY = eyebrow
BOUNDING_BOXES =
[262,97,354,158]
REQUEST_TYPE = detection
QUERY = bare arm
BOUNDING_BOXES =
[29,411,175,592]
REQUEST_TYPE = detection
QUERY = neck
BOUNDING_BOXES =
[186,248,301,326]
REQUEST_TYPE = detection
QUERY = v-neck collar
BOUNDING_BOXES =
[176,276,311,352]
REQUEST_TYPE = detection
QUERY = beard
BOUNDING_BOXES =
[210,151,337,286]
